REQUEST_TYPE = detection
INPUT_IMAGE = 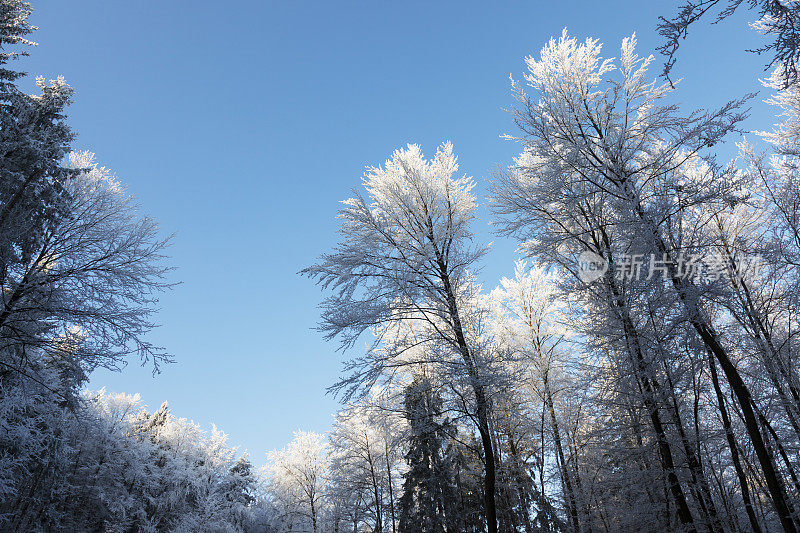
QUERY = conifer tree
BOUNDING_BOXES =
[398,376,459,533]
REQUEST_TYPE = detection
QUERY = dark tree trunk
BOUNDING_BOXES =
[439,263,499,533]
[544,375,580,533]
[708,351,763,533]
[603,266,696,532]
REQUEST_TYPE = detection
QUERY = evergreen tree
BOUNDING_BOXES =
[451,435,487,533]
[0,0,75,274]
[398,376,459,533]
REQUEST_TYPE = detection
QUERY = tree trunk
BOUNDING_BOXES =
[439,263,499,533]
[603,266,696,531]
[695,319,796,532]
[663,362,723,532]
[544,375,580,533]
[384,438,396,533]
[708,351,763,533]
[475,390,499,533]
[365,432,383,533]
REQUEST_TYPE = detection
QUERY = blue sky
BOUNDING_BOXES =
[22,1,775,463]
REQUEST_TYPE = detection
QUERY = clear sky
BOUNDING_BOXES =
[21,0,775,464]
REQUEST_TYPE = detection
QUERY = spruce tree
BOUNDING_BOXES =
[0,0,75,264]
[451,436,487,533]
[398,376,459,533]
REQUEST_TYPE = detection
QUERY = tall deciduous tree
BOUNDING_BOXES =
[491,261,584,532]
[266,430,329,533]
[0,151,172,397]
[303,142,503,532]
[493,30,797,531]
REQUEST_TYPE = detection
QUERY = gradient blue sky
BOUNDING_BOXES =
[22,1,774,463]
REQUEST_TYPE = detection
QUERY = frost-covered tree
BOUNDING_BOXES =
[0,387,260,531]
[0,4,179,527]
[490,261,584,532]
[0,3,283,531]
[303,142,505,532]
[397,375,460,533]
[329,409,382,532]
[0,151,171,382]
[493,30,797,531]
[265,430,329,533]
[328,401,404,533]
[0,0,171,397]
[0,0,75,270]
[0,152,172,514]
